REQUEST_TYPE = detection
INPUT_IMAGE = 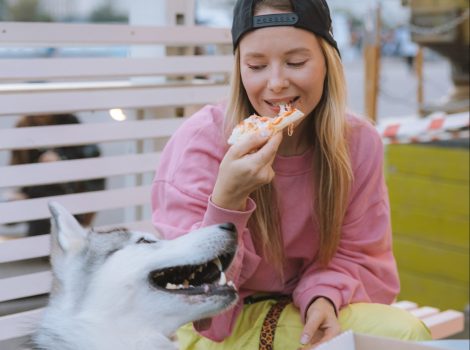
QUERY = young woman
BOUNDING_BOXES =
[151,0,431,348]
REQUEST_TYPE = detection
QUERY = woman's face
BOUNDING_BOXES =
[239,11,326,118]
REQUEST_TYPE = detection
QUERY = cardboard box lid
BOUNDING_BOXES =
[316,331,449,350]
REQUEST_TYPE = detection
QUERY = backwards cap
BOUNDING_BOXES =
[231,0,340,56]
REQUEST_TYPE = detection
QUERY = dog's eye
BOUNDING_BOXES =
[136,237,156,244]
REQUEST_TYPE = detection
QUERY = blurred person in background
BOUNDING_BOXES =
[395,25,419,71]
[8,114,105,236]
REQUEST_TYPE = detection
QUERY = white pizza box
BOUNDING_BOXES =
[316,331,450,350]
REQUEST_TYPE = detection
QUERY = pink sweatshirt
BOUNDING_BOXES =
[151,103,399,341]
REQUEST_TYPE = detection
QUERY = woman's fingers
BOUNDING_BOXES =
[308,324,341,349]
[247,131,283,165]
[300,311,323,346]
[214,132,283,208]
[228,132,271,159]
[301,297,341,349]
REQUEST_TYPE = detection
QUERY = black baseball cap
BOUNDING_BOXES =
[231,0,340,57]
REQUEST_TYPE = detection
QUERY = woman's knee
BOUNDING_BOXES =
[339,303,432,341]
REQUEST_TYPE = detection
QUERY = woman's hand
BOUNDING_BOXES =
[299,297,341,349]
[212,131,283,211]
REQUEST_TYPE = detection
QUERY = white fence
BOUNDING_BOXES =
[0,18,232,347]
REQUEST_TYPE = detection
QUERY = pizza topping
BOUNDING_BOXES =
[227,104,305,145]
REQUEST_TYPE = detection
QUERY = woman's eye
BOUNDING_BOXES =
[247,64,266,71]
[287,61,306,68]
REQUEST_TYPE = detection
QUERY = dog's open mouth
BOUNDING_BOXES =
[149,252,236,295]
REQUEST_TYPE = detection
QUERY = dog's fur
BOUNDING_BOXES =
[32,202,238,350]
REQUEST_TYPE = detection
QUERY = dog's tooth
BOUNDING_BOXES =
[227,281,237,291]
[165,283,178,290]
[213,258,223,272]
[183,280,189,288]
[178,284,184,289]
[203,284,210,293]
[218,271,227,286]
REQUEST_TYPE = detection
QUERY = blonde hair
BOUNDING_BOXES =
[313,39,353,266]
[225,1,353,273]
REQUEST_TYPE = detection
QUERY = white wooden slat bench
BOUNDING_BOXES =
[0,18,465,349]
[392,301,465,340]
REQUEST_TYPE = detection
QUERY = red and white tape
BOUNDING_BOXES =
[376,112,469,145]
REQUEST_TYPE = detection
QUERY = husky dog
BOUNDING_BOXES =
[32,202,238,350]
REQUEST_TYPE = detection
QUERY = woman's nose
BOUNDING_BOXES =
[267,71,289,93]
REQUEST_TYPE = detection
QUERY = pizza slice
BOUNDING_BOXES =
[227,104,305,145]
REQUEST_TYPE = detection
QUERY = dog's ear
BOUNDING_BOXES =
[48,201,87,254]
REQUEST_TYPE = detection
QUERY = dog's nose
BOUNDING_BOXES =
[219,222,236,232]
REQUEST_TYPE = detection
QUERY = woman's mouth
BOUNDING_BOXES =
[265,96,300,113]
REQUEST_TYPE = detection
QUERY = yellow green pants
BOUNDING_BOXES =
[177,301,432,350]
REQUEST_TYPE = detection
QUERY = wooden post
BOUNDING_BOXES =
[364,4,382,123]
[416,46,425,117]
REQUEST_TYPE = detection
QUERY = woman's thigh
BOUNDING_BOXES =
[339,303,432,341]
[177,301,431,350]
[177,300,279,350]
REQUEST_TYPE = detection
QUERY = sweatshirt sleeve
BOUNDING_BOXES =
[151,105,262,341]
[293,121,400,321]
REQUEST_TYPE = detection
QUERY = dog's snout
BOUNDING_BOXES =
[219,222,236,233]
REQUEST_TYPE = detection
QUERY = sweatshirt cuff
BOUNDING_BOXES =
[205,196,261,286]
[297,287,343,323]
[203,196,256,236]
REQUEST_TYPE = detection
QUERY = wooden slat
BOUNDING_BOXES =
[0,235,49,263]
[0,308,43,341]
[0,22,232,46]
[391,209,468,248]
[391,300,418,311]
[0,79,228,93]
[394,236,469,284]
[0,185,152,224]
[0,118,183,150]
[386,144,469,182]
[0,152,161,188]
[409,306,440,319]
[388,172,469,217]
[0,56,233,81]
[0,271,52,302]
[422,310,465,339]
[0,220,156,263]
[392,301,465,339]
[0,84,229,116]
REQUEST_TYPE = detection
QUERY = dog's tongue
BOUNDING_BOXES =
[194,318,212,331]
